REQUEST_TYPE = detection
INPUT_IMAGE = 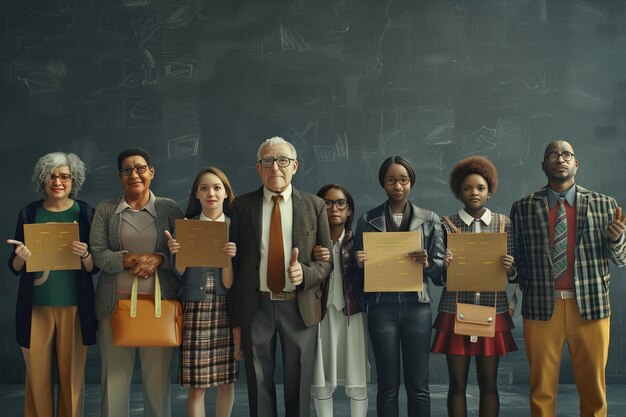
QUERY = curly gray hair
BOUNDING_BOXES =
[32,152,87,197]
[256,136,298,161]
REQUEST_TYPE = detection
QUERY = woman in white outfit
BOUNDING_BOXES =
[311,184,370,417]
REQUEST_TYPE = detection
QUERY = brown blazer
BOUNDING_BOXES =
[229,187,333,328]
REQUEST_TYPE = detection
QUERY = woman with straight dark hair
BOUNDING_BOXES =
[165,166,239,417]
[311,184,369,417]
[354,156,446,417]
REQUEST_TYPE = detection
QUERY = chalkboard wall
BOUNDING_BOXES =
[2,0,625,385]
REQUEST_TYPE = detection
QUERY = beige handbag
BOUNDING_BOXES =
[454,297,496,338]
[111,272,183,347]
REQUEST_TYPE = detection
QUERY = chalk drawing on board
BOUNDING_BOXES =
[313,146,335,163]
[165,58,194,79]
[460,126,497,157]
[168,135,199,160]
[460,118,529,166]
[165,6,189,28]
[380,128,409,156]
[15,59,66,95]
[123,0,148,7]
[282,121,319,156]
[279,24,311,51]
[126,96,158,127]
[335,132,349,161]
[141,49,158,85]
[331,1,350,34]
[132,16,162,47]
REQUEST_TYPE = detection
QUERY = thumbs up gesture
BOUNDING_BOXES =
[164,230,180,254]
[607,207,626,242]
[165,230,185,274]
[287,247,303,286]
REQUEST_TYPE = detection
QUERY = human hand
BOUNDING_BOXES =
[6,239,31,262]
[501,255,515,276]
[71,241,90,258]
[444,249,453,268]
[164,230,180,254]
[287,247,303,286]
[131,254,163,278]
[313,245,330,262]
[355,250,367,268]
[407,249,430,268]
[607,207,626,242]
[223,242,236,258]
[232,327,242,360]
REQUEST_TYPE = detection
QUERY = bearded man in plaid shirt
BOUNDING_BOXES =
[510,140,626,417]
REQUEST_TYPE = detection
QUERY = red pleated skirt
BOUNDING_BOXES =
[431,311,518,356]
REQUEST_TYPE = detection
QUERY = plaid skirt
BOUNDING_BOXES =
[178,272,238,387]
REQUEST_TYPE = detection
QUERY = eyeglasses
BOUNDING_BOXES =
[545,151,575,162]
[119,164,149,176]
[384,177,410,186]
[258,157,295,168]
[324,199,348,210]
[45,173,71,183]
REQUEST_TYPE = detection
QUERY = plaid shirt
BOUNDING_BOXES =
[510,185,626,321]
[437,211,516,314]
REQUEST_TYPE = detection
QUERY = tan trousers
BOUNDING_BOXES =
[524,298,610,417]
[99,315,174,417]
[22,306,88,417]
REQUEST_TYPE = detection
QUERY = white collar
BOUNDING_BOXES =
[458,208,492,226]
[199,212,225,222]
[263,184,292,203]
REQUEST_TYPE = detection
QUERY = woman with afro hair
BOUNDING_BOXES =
[431,156,518,417]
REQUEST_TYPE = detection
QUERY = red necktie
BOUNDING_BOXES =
[267,195,285,293]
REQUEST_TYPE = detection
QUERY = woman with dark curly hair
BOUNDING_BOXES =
[431,156,518,417]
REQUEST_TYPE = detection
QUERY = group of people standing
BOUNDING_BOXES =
[6,137,626,417]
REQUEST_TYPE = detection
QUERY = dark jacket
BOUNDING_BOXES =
[8,200,98,348]
[320,230,363,318]
[229,187,333,328]
[354,201,446,305]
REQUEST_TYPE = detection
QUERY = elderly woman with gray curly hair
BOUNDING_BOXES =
[6,152,98,417]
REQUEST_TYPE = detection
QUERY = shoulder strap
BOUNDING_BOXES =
[498,213,505,233]
[442,216,460,234]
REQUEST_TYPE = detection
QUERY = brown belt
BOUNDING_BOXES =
[259,291,297,301]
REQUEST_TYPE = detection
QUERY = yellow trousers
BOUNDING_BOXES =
[524,298,610,417]
[22,306,88,417]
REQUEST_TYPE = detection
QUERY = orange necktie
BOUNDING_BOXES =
[267,195,285,294]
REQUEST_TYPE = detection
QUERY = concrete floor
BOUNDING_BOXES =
[2,383,626,416]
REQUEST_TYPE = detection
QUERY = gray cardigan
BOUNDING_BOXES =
[90,195,184,320]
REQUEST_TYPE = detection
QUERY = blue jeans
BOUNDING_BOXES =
[368,300,432,417]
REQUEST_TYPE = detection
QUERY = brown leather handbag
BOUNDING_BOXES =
[111,272,183,347]
[454,299,496,338]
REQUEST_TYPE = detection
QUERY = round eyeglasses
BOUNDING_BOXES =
[324,199,348,210]
[119,164,149,176]
[45,173,72,183]
[545,151,575,162]
[384,177,410,186]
